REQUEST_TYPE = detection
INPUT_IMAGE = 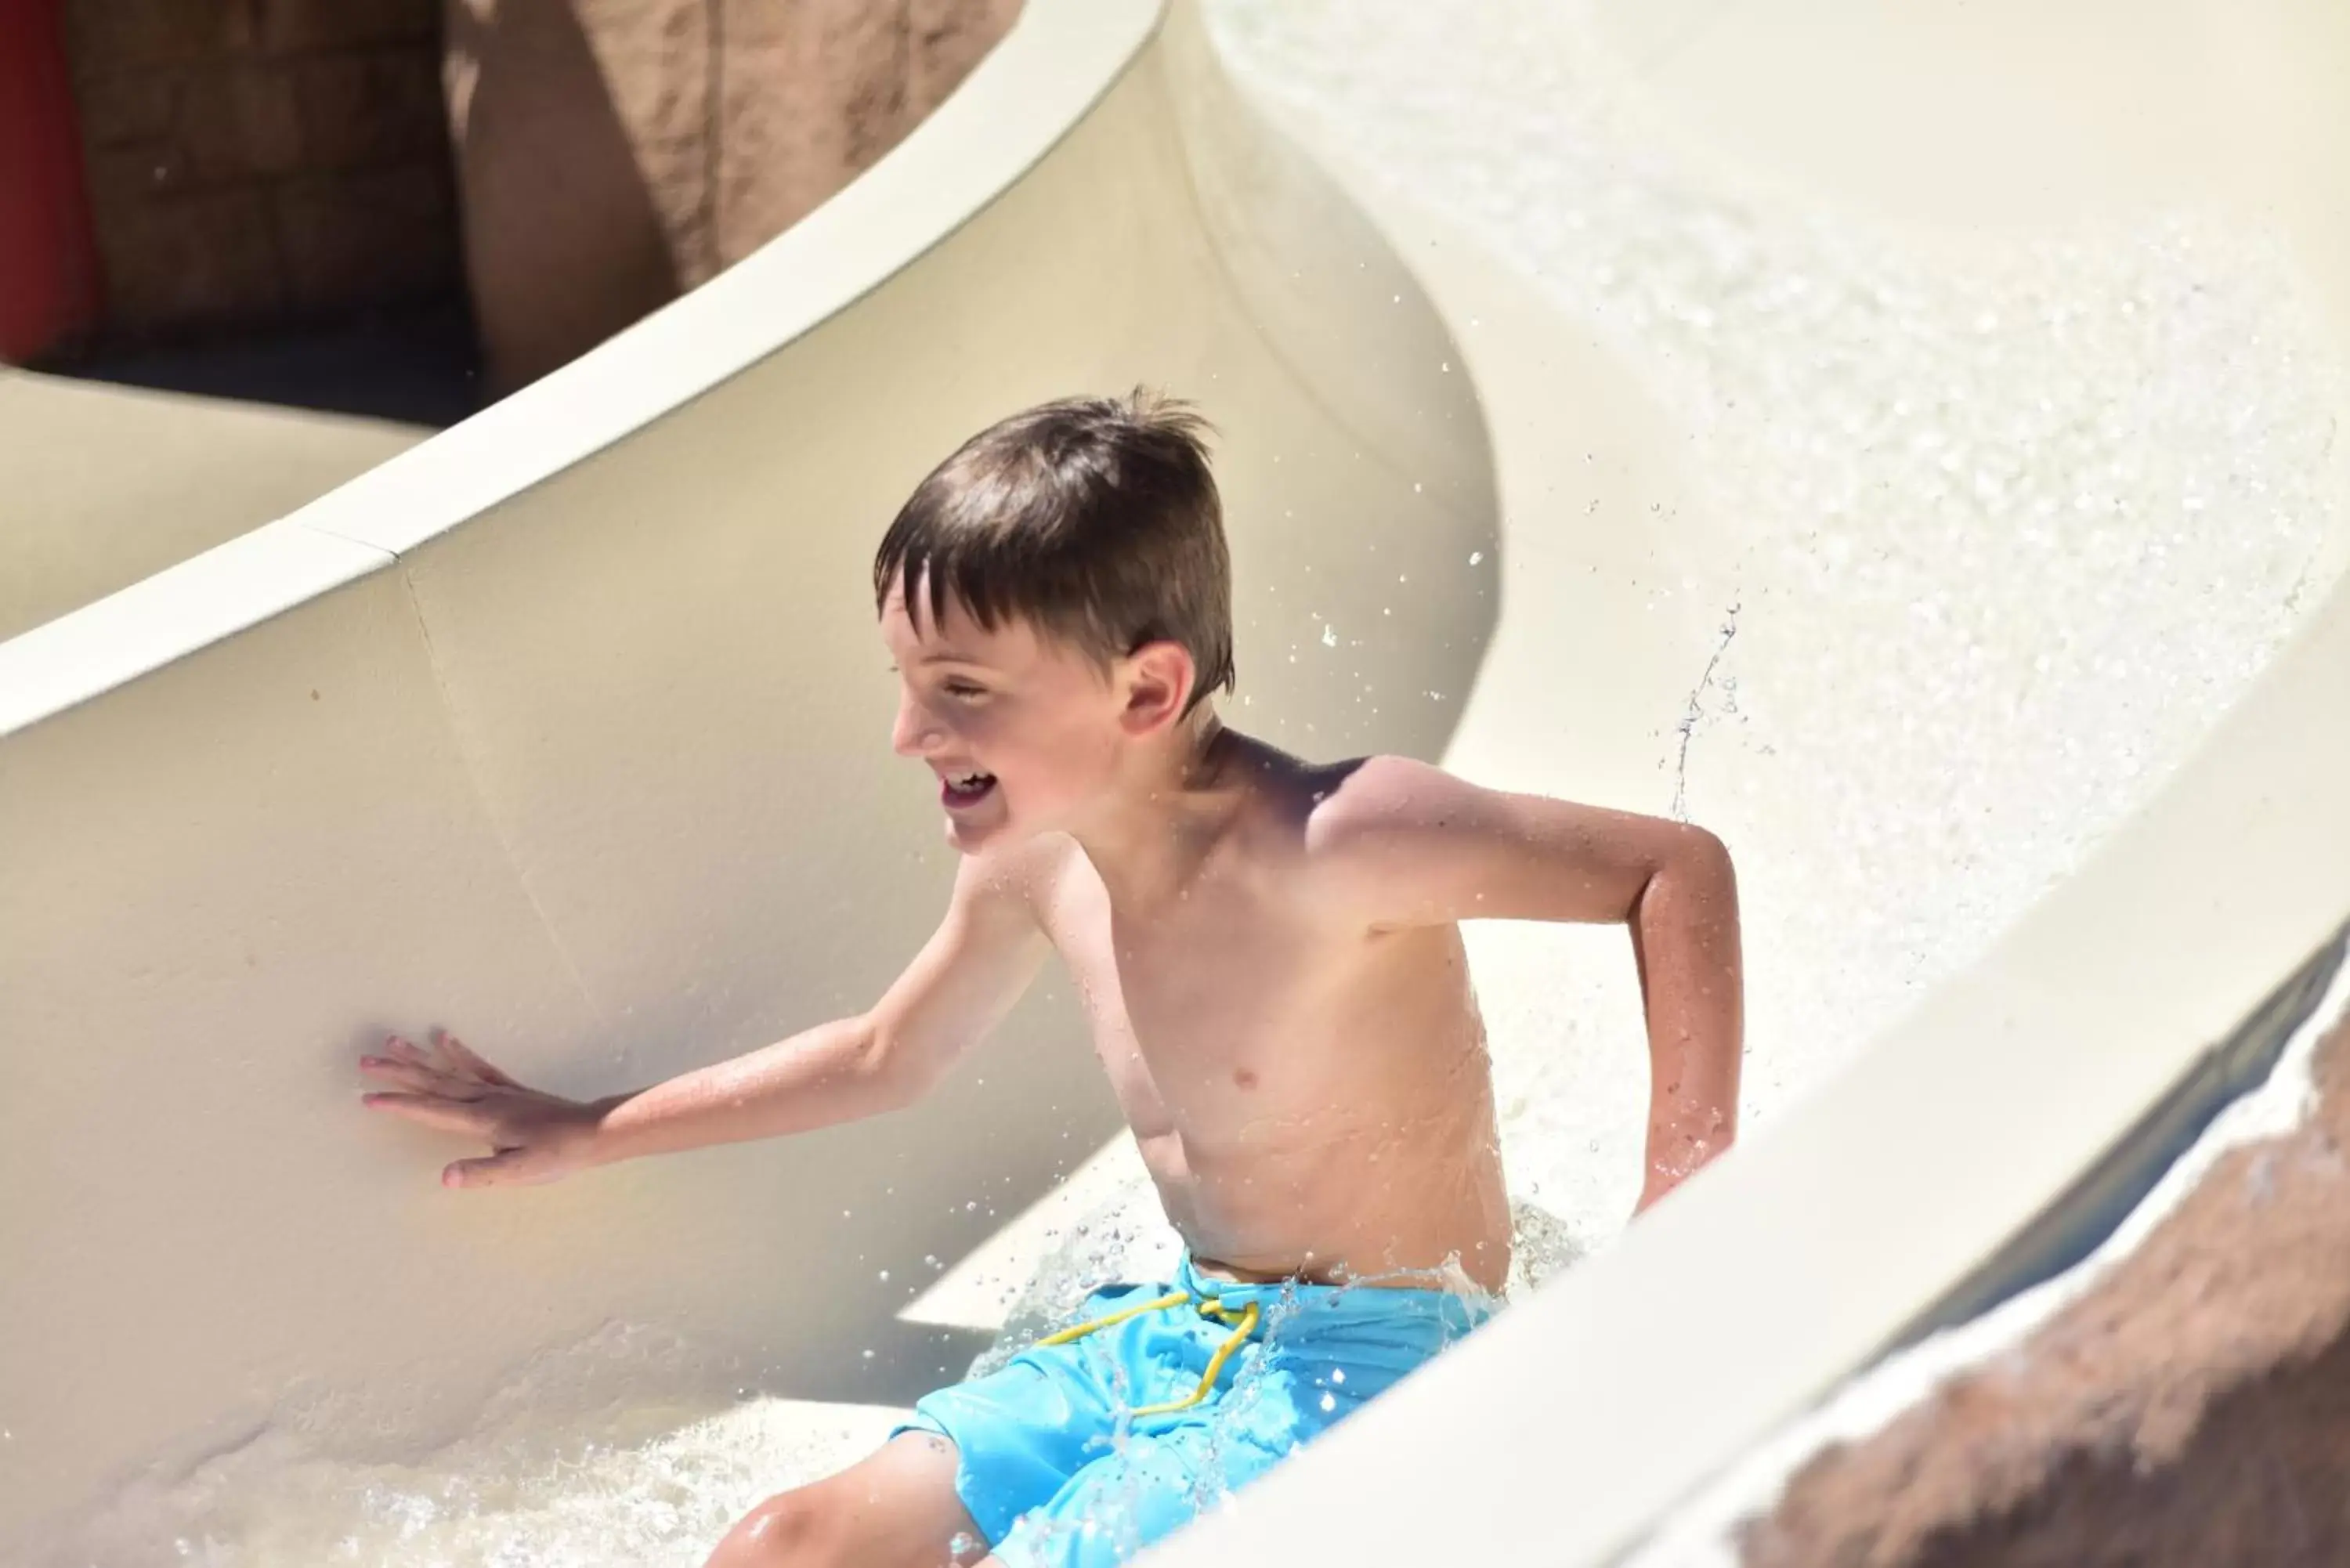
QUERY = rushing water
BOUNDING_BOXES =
[59,2,2347,1563]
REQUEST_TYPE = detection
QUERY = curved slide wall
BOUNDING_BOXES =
[0,1,1493,1552]
[3,1,2348,1564]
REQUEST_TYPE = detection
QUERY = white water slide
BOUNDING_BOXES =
[5,2,2348,1563]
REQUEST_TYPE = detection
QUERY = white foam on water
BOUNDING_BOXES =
[87,1397,906,1568]
[54,0,2350,1560]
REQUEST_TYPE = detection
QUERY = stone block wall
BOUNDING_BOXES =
[63,0,459,339]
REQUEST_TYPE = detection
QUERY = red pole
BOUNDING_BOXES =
[0,0,102,363]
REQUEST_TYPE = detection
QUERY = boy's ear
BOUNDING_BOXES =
[1118,641,1197,737]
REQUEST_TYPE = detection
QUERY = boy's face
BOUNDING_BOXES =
[880,576,1133,853]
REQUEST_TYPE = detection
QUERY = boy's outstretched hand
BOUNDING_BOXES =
[360,1028,613,1189]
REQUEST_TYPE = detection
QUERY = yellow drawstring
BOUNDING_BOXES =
[1034,1292,1265,1418]
[1033,1292,1192,1346]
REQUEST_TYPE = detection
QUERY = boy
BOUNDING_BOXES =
[360,390,1743,1568]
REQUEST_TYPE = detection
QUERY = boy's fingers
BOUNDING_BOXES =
[361,1092,491,1136]
[356,1057,458,1096]
[382,1035,434,1071]
[434,1028,519,1088]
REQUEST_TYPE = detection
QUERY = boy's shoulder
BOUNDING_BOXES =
[1246,746,1468,843]
[1223,739,1478,869]
[1218,743,1501,932]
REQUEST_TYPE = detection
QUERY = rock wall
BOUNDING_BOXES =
[1741,1004,2350,1567]
[62,0,457,338]
[444,0,1024,392]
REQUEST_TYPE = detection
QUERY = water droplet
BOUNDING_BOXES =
[1469,551,1484,565]
[1330,1367,1346,1385]
[1319,1392,1337,1412]
[877,1270,891,1283]
[1321,624,1338,648]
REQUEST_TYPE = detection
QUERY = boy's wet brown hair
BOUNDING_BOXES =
[873,388,1235,713]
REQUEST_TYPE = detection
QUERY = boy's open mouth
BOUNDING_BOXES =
[939,768,997,809]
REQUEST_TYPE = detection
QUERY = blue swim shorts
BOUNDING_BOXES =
[892,1252,1496,1568]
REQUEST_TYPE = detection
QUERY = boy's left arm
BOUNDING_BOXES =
[1310,756,1744,1212]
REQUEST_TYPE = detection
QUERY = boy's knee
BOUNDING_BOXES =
[707,1487,839,1567]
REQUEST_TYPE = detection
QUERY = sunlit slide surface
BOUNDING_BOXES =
[3,1,2347,1565]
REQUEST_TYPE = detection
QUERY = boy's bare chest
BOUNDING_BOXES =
[1036,873,1343,1124]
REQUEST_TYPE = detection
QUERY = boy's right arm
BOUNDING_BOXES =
[360,852,1050,1189]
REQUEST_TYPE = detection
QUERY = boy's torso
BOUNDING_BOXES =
[1003,739,1513,1294]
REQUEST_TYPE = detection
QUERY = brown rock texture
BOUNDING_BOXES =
[1740,1006,2350,1567]
[444,0,1022,392]
[61,0,457,339]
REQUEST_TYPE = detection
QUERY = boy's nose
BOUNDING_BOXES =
[891,693,942,757]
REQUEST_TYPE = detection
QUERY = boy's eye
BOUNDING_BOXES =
[942,681,987,699]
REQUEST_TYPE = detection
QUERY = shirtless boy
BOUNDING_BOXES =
[359,390,1744,1568]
